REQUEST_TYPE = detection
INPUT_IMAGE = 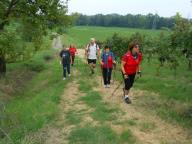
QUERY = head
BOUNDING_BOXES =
[128,42,140,54]
[62,45,66,50]
[90,38,96,45]
[104,45,110,53]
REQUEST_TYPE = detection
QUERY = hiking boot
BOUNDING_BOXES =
[63,77,66,80]
[124,97,132,104]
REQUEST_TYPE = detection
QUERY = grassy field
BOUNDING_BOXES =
[63,26,167,48]
[1,26,192,143]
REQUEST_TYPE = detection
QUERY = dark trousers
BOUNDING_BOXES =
[122,73,136,90]
[102,68,112,85]
[63,63,70,77]
[71,55,75,65]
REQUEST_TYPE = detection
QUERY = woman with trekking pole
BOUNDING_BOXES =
[100,45,116,88]
[121,42,142,104]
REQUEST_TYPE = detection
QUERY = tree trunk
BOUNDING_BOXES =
[0,57,6,77]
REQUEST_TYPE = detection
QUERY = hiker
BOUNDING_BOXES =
[85,38,100,74]
[100,45,116,88]
[69,44,77,66]
[60,45,72,80]
[121,42,142,104]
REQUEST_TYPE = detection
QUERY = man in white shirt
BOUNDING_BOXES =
[85,38,100,74]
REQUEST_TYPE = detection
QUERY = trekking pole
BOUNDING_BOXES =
[100,65,103,86]
[111,79,124,97]
[112,63,117,84]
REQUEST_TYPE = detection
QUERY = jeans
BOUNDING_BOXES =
[102,68,112,85]
[63,63,70,78]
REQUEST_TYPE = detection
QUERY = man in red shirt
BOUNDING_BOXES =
[121,42,142,104]
[69,44,77,66]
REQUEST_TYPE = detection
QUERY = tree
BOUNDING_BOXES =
[0,0,70,76]
[171,13,192,70]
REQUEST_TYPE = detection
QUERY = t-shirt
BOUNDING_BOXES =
[86,43,100,60]
[122,51,142,75]
[60,50,71,65]
[69,47,77,56]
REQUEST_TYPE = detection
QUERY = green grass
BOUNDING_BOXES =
[68,125,137,144]
[120,129,137,144]
[65,110,82,125]
[62,26,167,48]
[0,49,70,144]
[68,125,119,144]
[140,122,156,132]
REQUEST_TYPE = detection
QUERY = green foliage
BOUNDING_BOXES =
[0,0,71,75]
[74,13,175,29]
[0,49,69,143]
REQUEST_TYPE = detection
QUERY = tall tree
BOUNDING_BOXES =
[0,0,70,76]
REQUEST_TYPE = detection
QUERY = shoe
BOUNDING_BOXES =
[107,84,111,88]
[104,85,107,88]
[124,97,132,104]
[68,74,71,77]
[63,77,66,80]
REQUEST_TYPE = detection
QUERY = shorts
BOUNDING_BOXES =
[123,73,136,90]
[87,59,96,64]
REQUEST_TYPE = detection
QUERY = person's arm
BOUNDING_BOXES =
[121,61,128,79]
[97,46,100,60]
[69,51,72,64]
[75,48,78,55]
[85,45,88,58]
[59,51,62,64]
[112,52,116,64]
[100,53,104,65]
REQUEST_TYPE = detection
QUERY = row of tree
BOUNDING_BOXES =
[101,13,192,75]
[73,13,176,29]
[0,0,72,76]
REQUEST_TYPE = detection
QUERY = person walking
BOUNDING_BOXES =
[121,42,142,104]
[60,45,72,80]
[69,44,77,66]
[85,38,100,74]
[100,46,116,88]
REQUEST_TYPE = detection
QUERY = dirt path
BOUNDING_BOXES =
[94,80,192,144]
[24,50,192,143]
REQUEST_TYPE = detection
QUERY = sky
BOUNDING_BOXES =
[68,0,192,18]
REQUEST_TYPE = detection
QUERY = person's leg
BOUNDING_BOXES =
[63,64,67,79]
[72,56,75,66]
[123,74,132,103]
[107,68,112,85]
[67,63,70,75]
[103,68,107,86]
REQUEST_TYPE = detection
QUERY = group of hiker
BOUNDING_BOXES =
[59,38,142,104]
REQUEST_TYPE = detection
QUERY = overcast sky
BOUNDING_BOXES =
[68,0,192,18]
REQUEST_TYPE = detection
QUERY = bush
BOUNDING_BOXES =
[24,60,46,72]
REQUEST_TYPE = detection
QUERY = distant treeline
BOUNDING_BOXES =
[74,13,175,29]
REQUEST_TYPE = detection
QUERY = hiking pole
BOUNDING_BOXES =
[100,64,103,86]
[112,63,117,84]
[135,71,142,82]
[111,79,124,97]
